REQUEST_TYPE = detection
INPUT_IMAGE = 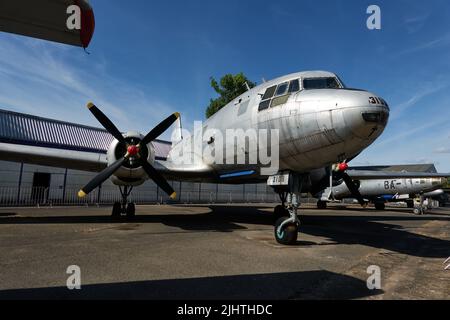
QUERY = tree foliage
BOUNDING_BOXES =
[205,73,256,118]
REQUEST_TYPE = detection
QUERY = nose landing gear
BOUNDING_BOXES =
[269,172,305,245]
[274,193,301,245]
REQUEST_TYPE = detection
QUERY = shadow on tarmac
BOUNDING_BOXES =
[0,205,449,258]
[0,270,382,300]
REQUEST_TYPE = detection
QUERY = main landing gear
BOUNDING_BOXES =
[112,186,135,219]
[271,173,304,245]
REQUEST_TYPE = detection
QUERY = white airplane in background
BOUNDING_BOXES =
[2,70,449,245]
[314,175,448,214]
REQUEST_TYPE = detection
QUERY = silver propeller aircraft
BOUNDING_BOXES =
[2,70,449,245]
[315,175,448,213]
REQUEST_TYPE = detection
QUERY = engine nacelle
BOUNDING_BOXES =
[106,131,155,186]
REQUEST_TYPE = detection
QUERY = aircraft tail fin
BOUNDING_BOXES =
[171,114,183,146]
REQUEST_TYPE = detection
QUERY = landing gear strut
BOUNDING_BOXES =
[274,193,300,245]
[413,194,426,215]
[112,186,135,219]
[274,192,289,221]
[271,173,304,245]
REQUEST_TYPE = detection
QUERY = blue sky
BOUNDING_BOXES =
[0,0,449,171]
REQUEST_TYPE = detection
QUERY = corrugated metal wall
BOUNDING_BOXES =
[0,108,171,157]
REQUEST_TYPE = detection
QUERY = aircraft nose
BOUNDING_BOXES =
[340,91,390,139]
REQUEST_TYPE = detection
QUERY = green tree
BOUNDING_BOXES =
[206,73,256,118]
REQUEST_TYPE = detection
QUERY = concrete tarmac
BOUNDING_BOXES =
[0,203,449,300]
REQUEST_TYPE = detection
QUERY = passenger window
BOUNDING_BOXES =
[288,79,300,93]
[275,82,288,96]
[262,86,277,100]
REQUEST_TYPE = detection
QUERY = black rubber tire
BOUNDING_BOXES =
[112,202,122,218]
[126,202,136,219]
[274,217,298,245]
[317,201,327,209]
[375,202,385,210]
[274,205,289,221]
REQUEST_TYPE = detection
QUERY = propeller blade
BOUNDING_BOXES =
[87,102,126,144]
[341,172,367,207]
[140,112,180,146]
[140,160,176,199]
[78,157,127,197]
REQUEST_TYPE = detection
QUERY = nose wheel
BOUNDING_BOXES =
[274,215,299,245]
[274,193,301,245]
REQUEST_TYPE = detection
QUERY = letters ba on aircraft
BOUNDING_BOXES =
[0,0,95,48]
[315,173,449,214]
[3,70,447,245]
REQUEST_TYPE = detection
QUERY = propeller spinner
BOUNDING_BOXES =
[78,102,179,200]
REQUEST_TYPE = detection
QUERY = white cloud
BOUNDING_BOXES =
[434,147,450,154]
[396,32,450,56]
[390,85,447,120]
[0,35,177,136]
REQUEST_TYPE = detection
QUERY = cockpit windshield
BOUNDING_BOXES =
[303,77,342,90]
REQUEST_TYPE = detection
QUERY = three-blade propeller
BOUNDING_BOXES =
[78,102,179,200]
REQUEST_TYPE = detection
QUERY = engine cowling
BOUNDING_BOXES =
[106,131,155,186]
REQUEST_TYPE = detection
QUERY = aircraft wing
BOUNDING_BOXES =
[0,0,95,48]
[346,170,450,179]
[0,141,107,172]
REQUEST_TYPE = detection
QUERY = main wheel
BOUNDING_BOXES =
[413,207,422,215]
[274,205,289,221]
[126,202,136,219]
[112,202,122,218]
[317,200,327,209]
[375,202,385,210]
[274,217,298,245]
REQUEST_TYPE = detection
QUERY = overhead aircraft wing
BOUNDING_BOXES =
[346,170,450,179]
[0,0,95,48]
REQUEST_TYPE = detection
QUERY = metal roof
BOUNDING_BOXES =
[0,109,171,160]
[350,164,438,173]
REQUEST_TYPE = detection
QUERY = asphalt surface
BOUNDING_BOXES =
[0,203,449,300]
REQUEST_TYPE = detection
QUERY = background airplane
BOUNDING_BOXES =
[1,70,448,245]
[314,175,449,214]
[0,0,95,48]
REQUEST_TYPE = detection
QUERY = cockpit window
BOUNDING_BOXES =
[275,82,288,96]
[288,79,300,93]
[303,77,341,90]
[258,78,300,111]
[262,85,277,100]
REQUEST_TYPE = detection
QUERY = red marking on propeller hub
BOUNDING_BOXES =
[127,145,139,156]
[338,163,349,172]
